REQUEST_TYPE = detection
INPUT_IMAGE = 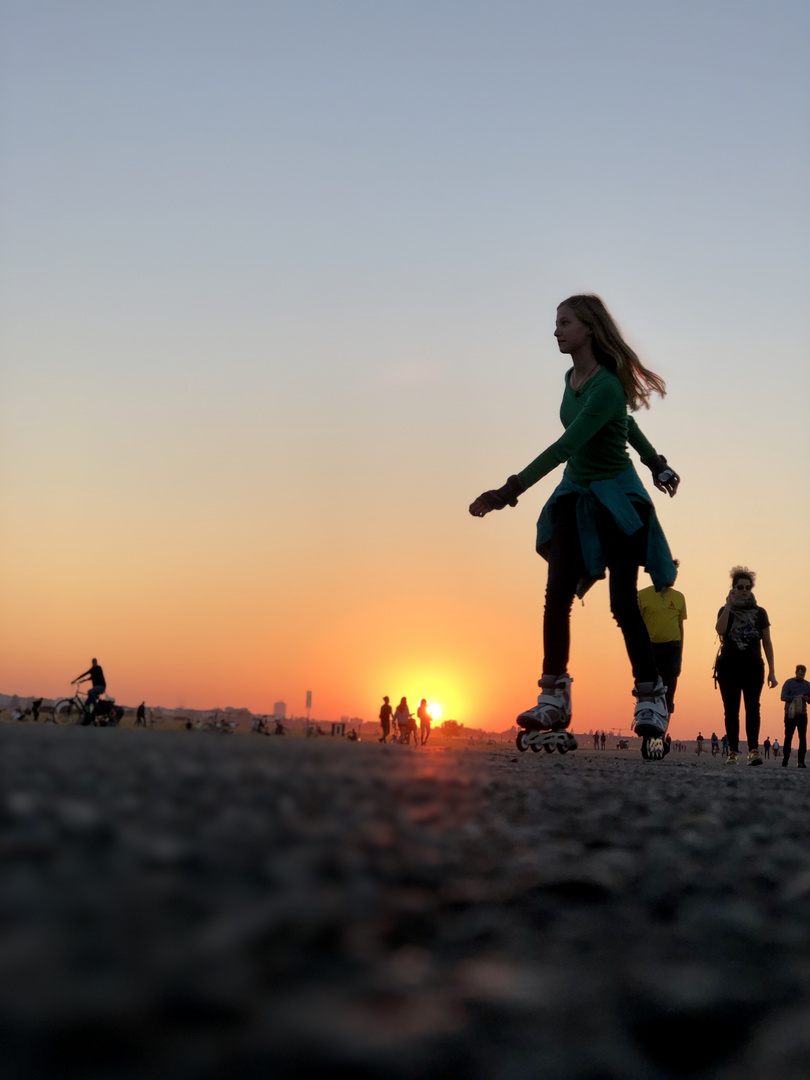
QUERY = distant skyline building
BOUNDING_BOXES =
[273,701,286,719]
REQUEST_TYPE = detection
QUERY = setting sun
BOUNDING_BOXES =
[428,702,442,721]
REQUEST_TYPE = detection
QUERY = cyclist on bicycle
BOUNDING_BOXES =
[72,659,106,719]
[711,732,719,755]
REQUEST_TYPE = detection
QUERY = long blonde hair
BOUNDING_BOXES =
[559,294,666,412]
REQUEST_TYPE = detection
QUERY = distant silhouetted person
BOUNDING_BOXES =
[600,732,606,750]
[31,698,42,722]
[72,658,106,718]
[763,736,771,759]
[781,665,810,769]
[592,732,599,749]
[395,698,414,746]
[379,696,393,743]
[135,702,146,727]
[418,699,433,745]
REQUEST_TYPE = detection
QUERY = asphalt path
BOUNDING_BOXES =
[2,725,810,1079]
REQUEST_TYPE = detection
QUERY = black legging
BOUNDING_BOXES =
[543,494,657,682]
[652,641,682,713]
[718,658,764,753]
[783,712,807,765]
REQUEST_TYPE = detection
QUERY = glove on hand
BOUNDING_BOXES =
[469,475,525,517]
[642,454,680,497]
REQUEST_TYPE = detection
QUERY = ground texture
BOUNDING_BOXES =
[2,726,810,1079]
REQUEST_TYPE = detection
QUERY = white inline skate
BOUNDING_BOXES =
[632,679,670,758]
[516,673,578,755]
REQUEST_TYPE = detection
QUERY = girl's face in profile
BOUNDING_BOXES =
[554,306,591,355]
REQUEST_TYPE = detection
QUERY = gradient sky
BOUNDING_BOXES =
[1,1,808,737]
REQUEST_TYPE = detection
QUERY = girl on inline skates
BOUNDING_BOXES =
[469,294,680,747]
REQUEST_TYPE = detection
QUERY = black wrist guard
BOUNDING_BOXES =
[479,474,525,511]
[642,454,675,485]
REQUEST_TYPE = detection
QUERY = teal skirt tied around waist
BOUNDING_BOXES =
[536,466,677,599]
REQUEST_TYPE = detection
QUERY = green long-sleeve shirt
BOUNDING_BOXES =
[517,368,656,489]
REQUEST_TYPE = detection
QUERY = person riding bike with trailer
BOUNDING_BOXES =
[72,659,106,722]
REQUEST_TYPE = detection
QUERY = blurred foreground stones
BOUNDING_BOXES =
[2,726,810,1078]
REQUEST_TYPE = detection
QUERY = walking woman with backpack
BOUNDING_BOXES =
[715,566,778,766]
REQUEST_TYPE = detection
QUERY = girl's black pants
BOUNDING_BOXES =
[543,494,657,683]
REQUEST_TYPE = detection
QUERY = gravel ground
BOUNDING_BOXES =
[2,725,810,1079]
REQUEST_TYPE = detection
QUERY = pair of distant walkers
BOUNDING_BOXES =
[643,564,803,769]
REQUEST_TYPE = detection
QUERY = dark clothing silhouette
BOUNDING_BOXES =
[75,663,105,688]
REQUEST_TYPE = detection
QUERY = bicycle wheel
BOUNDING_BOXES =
[54,698,82,725]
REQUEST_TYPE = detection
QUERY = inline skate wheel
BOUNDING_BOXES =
[641,737,667,761]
